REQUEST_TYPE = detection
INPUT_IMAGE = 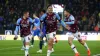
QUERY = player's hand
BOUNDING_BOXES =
[66,25,70,30]
[14,36,18,40]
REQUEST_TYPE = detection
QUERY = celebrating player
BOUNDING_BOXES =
[64,9,91,56]
[40,5,66,56]
[14,10,33,56]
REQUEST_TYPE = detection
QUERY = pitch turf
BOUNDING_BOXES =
[0,40,100,56]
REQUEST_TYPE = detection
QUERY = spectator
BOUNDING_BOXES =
[88,16,96,31]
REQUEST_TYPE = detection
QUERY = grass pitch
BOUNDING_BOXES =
[0,40,100,56]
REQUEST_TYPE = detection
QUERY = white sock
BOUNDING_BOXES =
[47,50,52,56]
[84,43,89,50]
[52,48,54,51]
[71,44,78,53]
[25,45,29,56]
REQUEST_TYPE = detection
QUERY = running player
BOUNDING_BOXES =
[64,9,91,56]
[40,5,66,56]
[14,10,33,56]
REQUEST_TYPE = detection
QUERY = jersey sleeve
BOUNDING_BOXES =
[65,15,75,24]
[14,18,21,36]
[29,17,34,31]
[40,13,47,21]
[55,13,66,28]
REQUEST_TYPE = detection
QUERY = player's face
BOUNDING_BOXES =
[47,6,53,13]
[64,11,69,17]
[24,12,29,18]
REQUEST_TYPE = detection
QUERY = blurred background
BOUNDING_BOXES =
[0,0,100,34]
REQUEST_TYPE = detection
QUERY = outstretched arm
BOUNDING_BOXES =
[14,18,21,36]
[14,18,21,40]
[64,16,75,24]
[55,13,66,28]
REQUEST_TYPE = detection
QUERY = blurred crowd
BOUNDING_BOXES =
[0,0,45,34]
[0,0,100,34]
[50,0,100,31]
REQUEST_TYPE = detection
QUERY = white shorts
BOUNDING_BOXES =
[67,32,81,40]
[24,34,32,42]
[46,32,56,40]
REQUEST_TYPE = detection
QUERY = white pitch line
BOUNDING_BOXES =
[0,47,20,50]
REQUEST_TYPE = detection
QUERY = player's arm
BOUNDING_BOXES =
[40,13,47,35]
[64,16,75,30]
[29,17,34,32]
[40,13,47,21]
[55,13,66,28]
[14,18,21,40]
[64,16,75,24]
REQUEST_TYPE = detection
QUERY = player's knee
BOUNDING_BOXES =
[48,38,53,45]
[68,41,72,45]
[78,39,84,45]
[25,42,29,45]
[68,39,73,45]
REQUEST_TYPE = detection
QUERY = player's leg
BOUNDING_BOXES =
[30,36,34,47]
[37,31,44,53]
[51,32,57,53]
[53,36,58,44]
[21,37,25,50]
[53,33,58,44]
[24,34,32,56]
[43,35,47,47]
[68,32,79,56]
[46,32,55,56]
[30,30,35,47]
[76,32,91,56]
[37,36,43,53]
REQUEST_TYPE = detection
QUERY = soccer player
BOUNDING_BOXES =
[31,14,41,47]
[14,10,33,56]
[64,9,91,56]
[40,5,66,56]
[39,10,47,47]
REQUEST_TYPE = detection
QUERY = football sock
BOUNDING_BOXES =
[25,45,29,56]
[84,43,89,50]
[47,50,52,56]
[71,44,78,53]
[39,40,43,50]
[31,37,34,45]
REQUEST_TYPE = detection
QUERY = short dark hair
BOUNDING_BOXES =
[64,9,71,13]
[23,10,29,15]
[41,9,46,13]
[47,4,52,8]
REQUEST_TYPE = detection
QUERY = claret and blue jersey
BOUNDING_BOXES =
[40,13,66,34]
[14,17,33,37]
